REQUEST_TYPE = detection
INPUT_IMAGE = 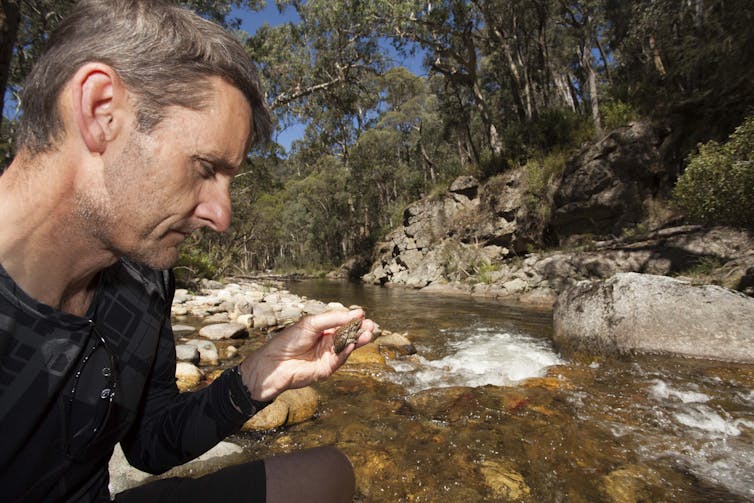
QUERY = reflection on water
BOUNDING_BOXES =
[235,279,754,502]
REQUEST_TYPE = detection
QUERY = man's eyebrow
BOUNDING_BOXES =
[197,154,241,175]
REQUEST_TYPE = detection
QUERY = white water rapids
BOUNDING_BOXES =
[387,325,563,393]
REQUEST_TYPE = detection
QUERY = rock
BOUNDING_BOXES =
[346,344,386,365]
[175,344,199,363]
[235,314,253,328]
[551,121,671,243]
[479,460,532,501]
[242,399,289,431]
[109,441,245,495]
[502,277,528,294]
[276,304,303,324]
[518,287,558,308]
[233,298,253,316]
[326,302,347,311]
[184,339,220,366]
[302,299,327,314]
[553,272,754,363]
[241,386,320,431]
[277,387,320,425]
[172,289,191,304]
[448,175,479,199]
[198,322,247,340]
[253,303,277,330]
[203,312,230,324]
[225,345,238,359]
[374,331,416,356]
[600,465,661,503]
[171,324,196,337]
[175,362,202,391]
[199,278,224,290]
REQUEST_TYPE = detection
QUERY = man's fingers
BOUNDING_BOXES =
[301,308,365,335]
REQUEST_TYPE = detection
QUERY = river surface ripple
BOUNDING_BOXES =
[235,279,754,502]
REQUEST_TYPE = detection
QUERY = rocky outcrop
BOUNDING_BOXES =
[363,119,752,305]
[367,223,754,307]
[552,272,754,363]
[550,121,672,243]
[364,166,557,290]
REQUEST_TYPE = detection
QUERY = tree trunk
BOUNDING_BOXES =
[555,72,577,112]
[580,46,602,135]
[0,0,21,130]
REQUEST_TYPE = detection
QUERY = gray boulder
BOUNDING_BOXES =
[553,272,754,363]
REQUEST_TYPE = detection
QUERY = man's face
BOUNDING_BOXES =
[83,77,252,269]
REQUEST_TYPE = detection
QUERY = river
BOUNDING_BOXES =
[233,279,754,502]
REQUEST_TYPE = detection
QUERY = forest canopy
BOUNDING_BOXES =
[1,0,752,278]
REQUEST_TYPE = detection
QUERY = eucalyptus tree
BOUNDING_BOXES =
[247,0,387,166]
[607,0,754,145]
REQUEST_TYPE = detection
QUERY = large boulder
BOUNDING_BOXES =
[553,272,754,363]
[550,121,672,243]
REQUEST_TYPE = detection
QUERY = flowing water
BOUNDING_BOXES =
[232,280,754,502]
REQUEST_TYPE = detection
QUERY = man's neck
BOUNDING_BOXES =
[0,153,117,316]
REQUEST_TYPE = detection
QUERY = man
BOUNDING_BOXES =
[0,1,374,501]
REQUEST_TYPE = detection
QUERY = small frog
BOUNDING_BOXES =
[333,318,365,354]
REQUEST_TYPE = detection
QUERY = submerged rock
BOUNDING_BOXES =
[553,272,754,363]
[479,460,532,501]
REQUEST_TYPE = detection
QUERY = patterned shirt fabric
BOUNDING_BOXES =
[0,259,254,502]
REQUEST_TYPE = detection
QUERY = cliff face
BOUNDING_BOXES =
[362,121,754,305]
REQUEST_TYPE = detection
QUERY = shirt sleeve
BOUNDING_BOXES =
[119,282,264,474]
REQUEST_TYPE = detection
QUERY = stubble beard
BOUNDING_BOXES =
[78,129,181,271]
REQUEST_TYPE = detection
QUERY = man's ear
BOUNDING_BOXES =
[70,63,130,154]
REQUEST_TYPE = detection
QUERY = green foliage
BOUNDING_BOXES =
[518,151,569,235]
[5,0,753,278]
[524,152,568,199]
[676,256,726,279]
[474,261,499,285]
[609,0,754,149]
[672,115,754,228]
[601,100,638,131]
[175,240,223,287]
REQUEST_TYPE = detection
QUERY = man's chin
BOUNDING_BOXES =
[125,247,180,271]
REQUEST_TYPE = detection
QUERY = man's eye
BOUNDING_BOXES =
[199,161,216,178]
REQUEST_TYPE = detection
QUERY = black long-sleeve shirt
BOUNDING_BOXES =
[0,259,254,501]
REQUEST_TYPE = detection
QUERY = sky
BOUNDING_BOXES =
[230,3,426,152]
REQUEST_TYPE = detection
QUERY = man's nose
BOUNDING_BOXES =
[194,182,232,232]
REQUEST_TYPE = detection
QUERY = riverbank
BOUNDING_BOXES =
[360,224,754,309]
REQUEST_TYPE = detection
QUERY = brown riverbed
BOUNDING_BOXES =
[217,280,754,501]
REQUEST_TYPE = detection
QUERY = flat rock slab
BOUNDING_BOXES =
[171,324,196,337]
[198,322,248,340]
[553,272,754,363]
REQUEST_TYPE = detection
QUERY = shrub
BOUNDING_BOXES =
[672,115,754,228]
[601,100,638,131]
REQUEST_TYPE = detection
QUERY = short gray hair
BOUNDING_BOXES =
[17,0,273,154]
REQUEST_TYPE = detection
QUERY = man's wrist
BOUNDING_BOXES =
[228,365,272,417]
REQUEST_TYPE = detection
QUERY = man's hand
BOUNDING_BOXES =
[238,309,375,402]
